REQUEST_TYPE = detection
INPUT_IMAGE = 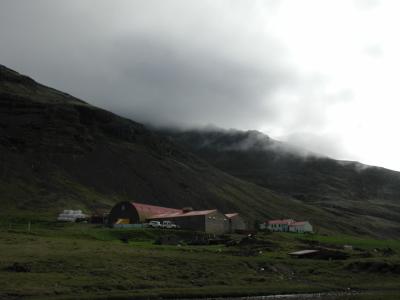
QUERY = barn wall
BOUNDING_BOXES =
[151,213,228,234]
[229,215,247,232]
[205,211,227,234]
[289,222,313,233]
[268,223,289,232]
[108,201,140,225]
[171,215,205,232]
[304,222,313,232]
[149,215,205,231]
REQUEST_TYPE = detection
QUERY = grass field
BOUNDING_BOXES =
[0,221,399,300]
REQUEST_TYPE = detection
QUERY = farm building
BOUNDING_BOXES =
[264,219,313,233]
[108,201,243,234]
[148,208,228,235]
[225,213,247,233]
[108,202,180,224]
[288,221,313,233]
[266,219,295,232]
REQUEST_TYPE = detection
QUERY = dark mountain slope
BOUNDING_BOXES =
[0,65,330,228]
[160,128,400,237]
[2,65,399,237]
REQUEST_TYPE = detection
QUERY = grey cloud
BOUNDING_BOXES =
[365,44,383,58]
[227,131,314,157]
[0,0,354,159]
[184,127,316,158]
[354,0,381,10]
[98,34,295,129]
[280,132,354,160]
[0,0,298,130]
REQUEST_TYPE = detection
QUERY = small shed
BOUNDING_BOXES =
[225,213,246,233]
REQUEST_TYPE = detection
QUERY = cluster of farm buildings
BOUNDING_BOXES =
[108,202,246,234]
[59,201,313,234]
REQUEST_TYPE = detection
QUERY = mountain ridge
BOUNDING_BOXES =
[159,127,400,237]
[1,65,399,238]
[0,65,329,231]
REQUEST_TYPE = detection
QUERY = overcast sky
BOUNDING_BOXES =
[1,0,400,170]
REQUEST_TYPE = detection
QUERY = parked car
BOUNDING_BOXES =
[148,221,162,228]
[162,221,178,229]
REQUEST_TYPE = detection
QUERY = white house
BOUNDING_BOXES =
[263,219,313,233]
[288,221,313,233]
[267,219,295,232]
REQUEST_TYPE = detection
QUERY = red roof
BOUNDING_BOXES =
[130,202,219,221]
[225,213,239,219]
[268,219,294,225]
[290,221,308,226]
[132,202,181,221]
[149,209,217,219]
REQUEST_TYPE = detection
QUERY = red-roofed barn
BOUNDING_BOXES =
[108,202,241,234]
[108,202,181,224]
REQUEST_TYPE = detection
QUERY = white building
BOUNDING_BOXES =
[267,219,295,232]
[288,221,313,233]
[57,210,87,222]
[264,219,313,233]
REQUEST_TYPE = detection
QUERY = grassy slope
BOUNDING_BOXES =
[160,129,400,238]
[0,223,399,300]
[0,65,326,226]
[0,65,363,236]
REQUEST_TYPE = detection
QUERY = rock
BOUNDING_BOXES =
[6,262,31,272]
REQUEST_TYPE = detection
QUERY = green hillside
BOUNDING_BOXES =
[1,222,399,299]
[0,65,333,230]
[159,128,400,238]
[1,65,399,238]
